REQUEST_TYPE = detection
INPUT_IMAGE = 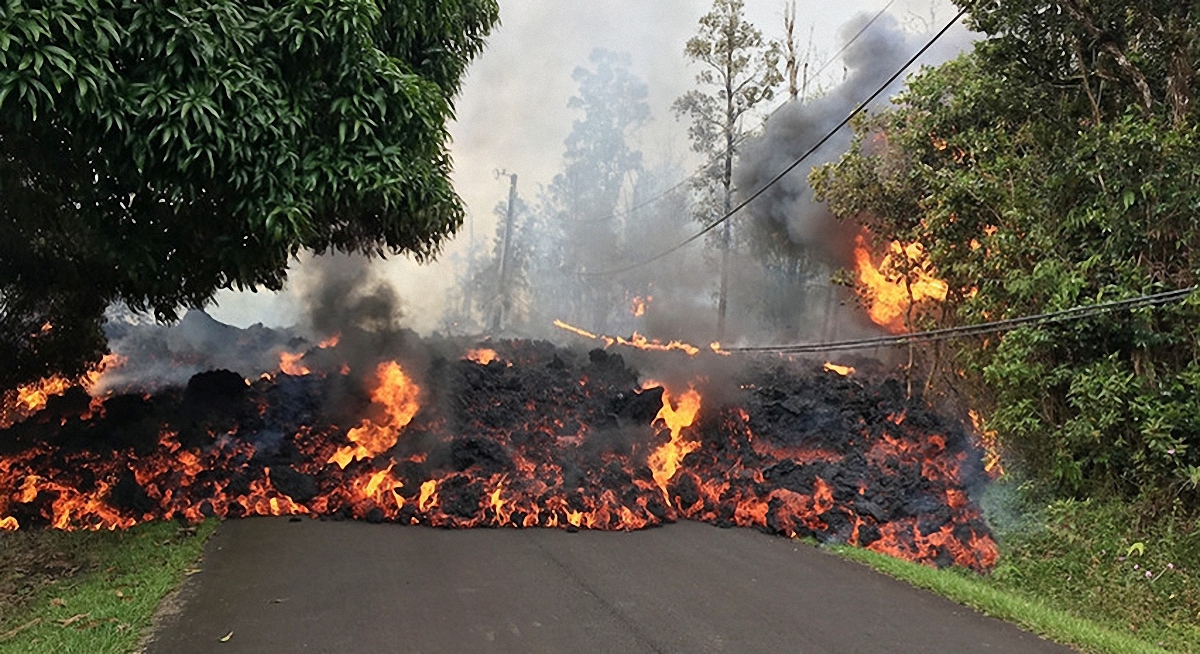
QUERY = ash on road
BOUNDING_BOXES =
[146,519,1068,654]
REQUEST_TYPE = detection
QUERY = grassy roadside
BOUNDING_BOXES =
[0,520,216,654]
[830,488,1200,653]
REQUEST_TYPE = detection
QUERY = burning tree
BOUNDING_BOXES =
[812,1,1200,502]
[0,0,500,389]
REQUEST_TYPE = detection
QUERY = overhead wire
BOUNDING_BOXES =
[721,287,1197,354]
[578,5,967,278]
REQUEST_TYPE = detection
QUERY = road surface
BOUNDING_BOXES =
[145,518,1070,653]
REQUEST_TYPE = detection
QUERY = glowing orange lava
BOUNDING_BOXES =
[466,349,498,365]
[328,362,421,469]
[854,233,948,332]
[823,363,855,376]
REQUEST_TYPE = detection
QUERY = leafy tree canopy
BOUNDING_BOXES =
[812,0,1200,501]
[0,0,499,387]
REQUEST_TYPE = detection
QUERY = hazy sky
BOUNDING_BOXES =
[208,0,968,333]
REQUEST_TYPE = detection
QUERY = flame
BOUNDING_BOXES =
[553,320,703,357]
[328,362,421,468]
[553,319,603,341]
[823,363,855,376]
[0,516,17,530]
[853,233,947,332]
[279,351,311,376]
[709,342,731,356]
[631,295,652,317]
[418,480,439,512]
[2,354,128,427]
[466,349,498,365]
[969,410,1004,478]
[15,376,73,412]
[615,333,700,356]
[317,334,341,349]
[646,385,703,502]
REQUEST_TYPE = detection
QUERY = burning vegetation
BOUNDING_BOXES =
[853,232,949,332]
[0,336,997,571]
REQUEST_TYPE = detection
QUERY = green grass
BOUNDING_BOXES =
[830,487,1200,654]
[0,521,216,654]
[833,544,1171,654]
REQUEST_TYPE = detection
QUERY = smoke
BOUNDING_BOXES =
[737,12,974,265]
[195,4,978,358]
[100,254,419,393]
[99,309,302,393]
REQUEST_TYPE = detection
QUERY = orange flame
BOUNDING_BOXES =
[466,349,498,365]
[631,295,652,317]
[553,320,704,357]
[969,410,1004,478]
[328,362,421,469]
[615,333,700,356]
[279,351,311,376]
[0,516,17,531]
[823,362,855,376]
[853,233,947,332]
[317,334,341,349]
[646,385,703,502]
[418,480,439,512]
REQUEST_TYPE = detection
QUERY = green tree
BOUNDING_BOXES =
[0,0,499,388]
[674,0,781,340]
[812,1,1200,502]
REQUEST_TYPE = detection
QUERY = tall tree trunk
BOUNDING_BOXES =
[717,62,735,341]
[1166,30,1193,127]
[784,0,799,101]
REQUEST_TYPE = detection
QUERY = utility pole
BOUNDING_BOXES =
[491,172,518,332]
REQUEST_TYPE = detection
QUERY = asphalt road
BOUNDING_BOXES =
[145,518,1071,654]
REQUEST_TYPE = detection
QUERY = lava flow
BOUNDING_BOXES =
[0,338,998,571]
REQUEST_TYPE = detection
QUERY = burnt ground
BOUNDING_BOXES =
[144,518,1070,654]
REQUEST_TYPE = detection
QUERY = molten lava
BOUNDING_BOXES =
[0,341,998,572]
[465,349,498,365]
[328,362,421,469]
[823,363,855,376]
[854,232,948,332]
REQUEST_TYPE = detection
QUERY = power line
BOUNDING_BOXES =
[578,6,967,278]
[572,0,897,228]
[722,287,1197,354]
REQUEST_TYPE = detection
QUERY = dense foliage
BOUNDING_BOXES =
[812,0,1200,502]
[0,0,498,387]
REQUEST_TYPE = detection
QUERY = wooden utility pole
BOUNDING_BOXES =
[491,172,518,332]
